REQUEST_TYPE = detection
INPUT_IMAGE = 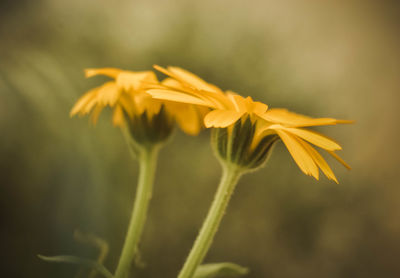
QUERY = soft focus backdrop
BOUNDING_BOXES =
[1,0,400,277]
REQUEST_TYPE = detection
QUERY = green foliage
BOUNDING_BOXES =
[38,255,113,278]
[193,262,249,278]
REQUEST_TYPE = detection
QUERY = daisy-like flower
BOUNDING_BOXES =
[146,66,353,278]
[69,68,209,278]
[148,65,352,183]
[70,67,204,136]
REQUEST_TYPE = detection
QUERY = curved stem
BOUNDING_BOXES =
[114,145,159,278]
[178,164,243,278]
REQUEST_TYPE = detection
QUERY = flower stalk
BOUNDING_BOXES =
[114,144,159,278]
[178,164,244,278]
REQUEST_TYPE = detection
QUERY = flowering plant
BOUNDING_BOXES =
[40,65,351,278]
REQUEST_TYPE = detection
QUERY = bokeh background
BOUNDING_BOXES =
[1,0,400,277]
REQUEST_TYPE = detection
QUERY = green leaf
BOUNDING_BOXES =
[38,255,113,278]
[194,262,249,278]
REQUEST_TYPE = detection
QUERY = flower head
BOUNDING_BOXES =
[70,68,205,136]
[70,68,158,126]
[147,65,352,182]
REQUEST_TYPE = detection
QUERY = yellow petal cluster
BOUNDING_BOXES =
[70,68,204,135]
[147,65,352,183]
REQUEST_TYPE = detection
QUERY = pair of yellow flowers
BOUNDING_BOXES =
[71,65,351,183]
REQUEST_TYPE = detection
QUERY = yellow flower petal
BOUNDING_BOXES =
[131,92,158,116]
[96,82,120,106]
[161,78,225,108]
[299,139,338,183]
[197,89,232,109]
[161,78,185,90]
[85,68,122,79]
[154,65,222,94]
[70,88,99,117]
[262,109,349,127]
[276,130,319,179]
[226,93,247,112]
[327,150,352,170]
[112,105,125,126]
[278,127,342,151]
[116,71,157,91]
[90,104,104,125]
[167,102,203,135]
[204,110,244,128]
[153,66,233,110]
[145,101,163,118]
[225,93,268,117]
[147,89,211,107]
[118,94,135,118]
[252,102,269,115]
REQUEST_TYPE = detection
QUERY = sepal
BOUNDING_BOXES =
[212,117,279,170]
[124,105,174,148]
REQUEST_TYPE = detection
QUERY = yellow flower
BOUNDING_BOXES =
[148,65,352,182]
[70,68,158,126]
[70,68,204,136]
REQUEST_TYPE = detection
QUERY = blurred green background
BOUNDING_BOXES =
[1,0,400,277]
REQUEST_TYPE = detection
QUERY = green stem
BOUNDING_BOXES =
[178,164,244,278]
[114,145,159,278]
